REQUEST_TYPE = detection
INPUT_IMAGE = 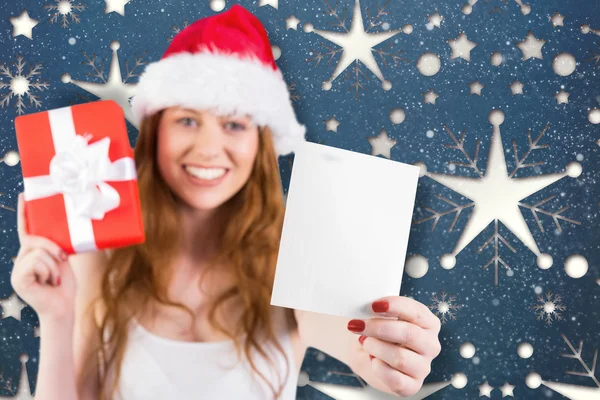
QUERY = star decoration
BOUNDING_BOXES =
[428,11,443,28]
[285,15,300,30]
[448,32,477,62]
[555,90,570,104]
[516,31,546,61]
[423,88,440,104]
[509,80,524,95]
[324,115,340,132]
[63,41,142,127]
[105,0,130,16]
[312,0,402,87]
[500,381,515,397]
[478,381,494,397]
[468,80,484,95]
[549,11,565,28]
[0,292,27,321]
[367,129,396,159]
[424,111,574,285]
[9,9,39,40]
[259,0,278,9]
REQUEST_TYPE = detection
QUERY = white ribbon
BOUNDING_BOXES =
[23,106,137,252]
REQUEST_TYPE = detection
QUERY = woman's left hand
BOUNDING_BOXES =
[346,295,442,397]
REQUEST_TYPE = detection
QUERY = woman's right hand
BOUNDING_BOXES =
[10,193,77,321]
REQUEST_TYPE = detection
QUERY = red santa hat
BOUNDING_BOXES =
[131,4,306,156]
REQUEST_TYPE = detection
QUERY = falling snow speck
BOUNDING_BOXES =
[492,298,500,306]
[426,130,434,138]
[534,286,543,294]
[68,38,76,45]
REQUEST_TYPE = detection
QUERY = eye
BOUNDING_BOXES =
[177,117,197,127]
[225,121,247,131]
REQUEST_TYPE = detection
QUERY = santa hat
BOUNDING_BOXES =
[131,5,306,156]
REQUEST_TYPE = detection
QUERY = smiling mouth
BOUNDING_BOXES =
[183,165,228,180]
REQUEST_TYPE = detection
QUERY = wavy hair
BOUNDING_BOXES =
[89,110,295,399]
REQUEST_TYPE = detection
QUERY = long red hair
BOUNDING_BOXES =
[87,110,295,399]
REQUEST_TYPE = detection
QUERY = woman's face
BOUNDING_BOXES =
[156,107,260,211]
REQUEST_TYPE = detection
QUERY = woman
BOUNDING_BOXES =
[10,5,441,400]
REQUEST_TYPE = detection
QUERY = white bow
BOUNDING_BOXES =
[24,134,137,220]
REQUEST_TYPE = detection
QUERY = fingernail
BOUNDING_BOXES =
[372,300,389,313]
[60,252,68,260]
[56,276,61,286]
[358,335,367,345]
[347,319,365,333]
[369,355,375,360]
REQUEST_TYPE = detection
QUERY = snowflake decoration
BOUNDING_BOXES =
[43,0,86,28]
[168,20,190,43]
[559,334,600,388]
[306,0,409,99]
[583,42,600,67]
[531,290,566,326]
[413,111,580,285]
[427,290,464,324]
[0,56,49,115]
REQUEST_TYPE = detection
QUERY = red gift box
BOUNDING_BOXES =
[14,100,145,254]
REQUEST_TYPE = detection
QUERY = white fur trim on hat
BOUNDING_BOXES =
[131,51,306,156]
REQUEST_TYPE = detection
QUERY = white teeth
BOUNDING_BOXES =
[184,166,227,180]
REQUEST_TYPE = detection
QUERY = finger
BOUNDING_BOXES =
[21,236,66,262]
[370,296,441,331]
[370,357,422,398]
[360,335,430,379]
[19,250,52,286]
[16,193,28,242]
[349,318,435,356]
[24,249,59,286]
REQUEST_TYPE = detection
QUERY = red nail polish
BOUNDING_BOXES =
[347,319,365,332]
[369,355,375,360]
[56,276,61,286]
[372,300,389,313]
[358,335,367,345]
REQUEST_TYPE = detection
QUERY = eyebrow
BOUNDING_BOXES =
[174,108,253,122]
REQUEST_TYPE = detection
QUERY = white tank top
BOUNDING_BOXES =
[101,318,299,399]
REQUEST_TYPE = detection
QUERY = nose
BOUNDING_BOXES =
[193,118,224,159]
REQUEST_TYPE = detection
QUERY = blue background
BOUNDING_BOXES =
[0,0,599,398]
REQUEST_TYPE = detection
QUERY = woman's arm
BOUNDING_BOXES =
[34,250,106,400]
[36,314,77,400]
[71,251,108,399]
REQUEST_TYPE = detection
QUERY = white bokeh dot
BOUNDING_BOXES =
[68,37,76,45]
[564,254,588,278]
[518,342,534,358]
[210,0,226,12]
[303,23,314,33]
[271,46,281,61]
[526,372,542,389]
[553,53,577,76]
[566,161,582,178]
[440,254,456,270]
[390,108,405,124]
[491,52,503,66]
[3,151,20,166]
[451,373,468,389]
[417,53,441,76]
[589,108,600,124]
[405,254,429,278]
[460,342,476,358]
[537,253,553,270]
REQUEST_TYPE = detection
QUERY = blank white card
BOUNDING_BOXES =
[271,141,420,319]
